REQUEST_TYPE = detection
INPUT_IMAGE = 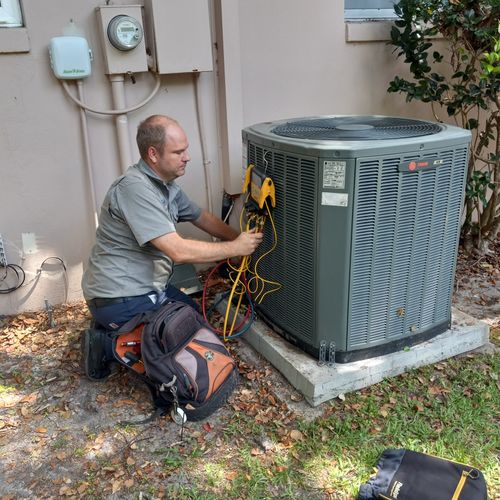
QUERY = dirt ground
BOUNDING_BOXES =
[0,242,498,499]
[452,241,500,330]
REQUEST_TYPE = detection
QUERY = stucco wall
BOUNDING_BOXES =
[0,0,222,315]
[215,0,441,193]
[0,0,439,315]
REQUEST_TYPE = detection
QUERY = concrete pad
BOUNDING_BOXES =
[219,304,490,406]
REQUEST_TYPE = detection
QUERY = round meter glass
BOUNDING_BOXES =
[107,15,143,51]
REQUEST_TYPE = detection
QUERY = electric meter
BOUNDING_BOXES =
[107,15,143,51]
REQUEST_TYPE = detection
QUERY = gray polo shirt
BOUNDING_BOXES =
[82,160,201,300]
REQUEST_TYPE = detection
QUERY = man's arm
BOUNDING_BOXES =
[150,230,263,264]
[191,209,239,241]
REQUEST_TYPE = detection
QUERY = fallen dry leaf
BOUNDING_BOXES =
[112,480,123,493]
[289,430,304,441]
[202,422,213,433]
[225,470,238,481]
[77,482,89,494]
[113,399,136,408]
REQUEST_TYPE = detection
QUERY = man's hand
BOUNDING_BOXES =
[233,230,264,256]
[151,229,263,264]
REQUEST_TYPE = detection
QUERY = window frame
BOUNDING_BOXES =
[344,0,398,21]
[0,0,23,28]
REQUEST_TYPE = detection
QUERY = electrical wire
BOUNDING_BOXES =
[202,189,282,340]
[246,200,282,303]
[38,257,67,272]
[61,72,161,115]
[202,260,252,337]
[0,264,25,294]
[222,256,250,340]
[0,257,67,294]
[218,204,267,340]
[205,288,255,338]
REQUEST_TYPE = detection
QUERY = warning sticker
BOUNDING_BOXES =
[323,161,346,189]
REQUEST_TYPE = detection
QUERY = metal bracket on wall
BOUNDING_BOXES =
[318,340,327,366]
[328,342,336,367]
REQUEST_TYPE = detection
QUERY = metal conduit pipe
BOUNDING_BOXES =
[109,74,133,173]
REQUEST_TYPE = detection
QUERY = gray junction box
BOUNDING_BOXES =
[242,116,471,362]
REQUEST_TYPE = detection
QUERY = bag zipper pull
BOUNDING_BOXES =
[452,469,475,500]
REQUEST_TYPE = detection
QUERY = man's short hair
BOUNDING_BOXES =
[136,115,178,160]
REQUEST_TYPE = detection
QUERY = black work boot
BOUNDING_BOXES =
[82,328,111,381]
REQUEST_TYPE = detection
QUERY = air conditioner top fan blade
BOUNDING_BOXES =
[271,116,443,141]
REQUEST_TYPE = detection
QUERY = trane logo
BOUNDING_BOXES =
[399,158,443,172]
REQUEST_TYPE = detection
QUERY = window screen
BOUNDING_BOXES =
[0,0,23,27]
[345,0,398,20]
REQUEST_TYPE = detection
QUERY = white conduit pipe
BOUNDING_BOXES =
[76,80,99,229]
[109,74,133,173]
[193,72,214,215]
[61,72,161,115]
[62,72,162,224]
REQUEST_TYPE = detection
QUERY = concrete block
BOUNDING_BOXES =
[219,302,490,406]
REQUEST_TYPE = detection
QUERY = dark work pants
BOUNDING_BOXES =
[86,284,199,361]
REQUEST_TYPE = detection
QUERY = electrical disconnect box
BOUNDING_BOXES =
[144,0,213,74]
[96,5,148,75]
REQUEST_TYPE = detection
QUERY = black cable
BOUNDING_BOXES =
[0,264,20,292]
[9,264,25,287]
[0,257,66,294]
[0,264,25,294]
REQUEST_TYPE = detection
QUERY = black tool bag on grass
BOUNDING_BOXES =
[358,448,487,500]
[112,301,239,422]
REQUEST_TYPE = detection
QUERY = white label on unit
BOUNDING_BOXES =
[322,192,349,207]
[323,160,346,189]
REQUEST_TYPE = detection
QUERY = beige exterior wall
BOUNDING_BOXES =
[0,0,440,315]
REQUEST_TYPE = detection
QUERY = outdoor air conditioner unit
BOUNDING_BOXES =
[242,115,471,363]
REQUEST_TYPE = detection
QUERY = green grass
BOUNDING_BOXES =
[50,436,68,450]
[162,351,499,499]
[0,384,15,394]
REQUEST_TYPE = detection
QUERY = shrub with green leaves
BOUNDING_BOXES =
[388,0,499,253]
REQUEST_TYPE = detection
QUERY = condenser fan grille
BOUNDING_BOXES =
[271,116,443,140]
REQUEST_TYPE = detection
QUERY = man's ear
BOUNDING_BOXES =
[147,146,158,164]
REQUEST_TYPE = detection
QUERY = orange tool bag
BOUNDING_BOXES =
[112,301,238,423]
